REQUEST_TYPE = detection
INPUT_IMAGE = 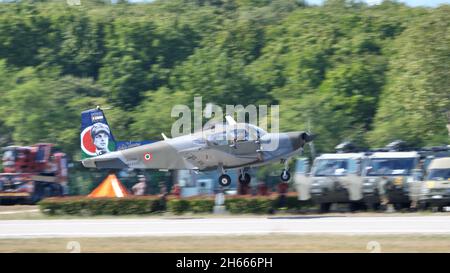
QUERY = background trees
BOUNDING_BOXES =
[368,5,450,147]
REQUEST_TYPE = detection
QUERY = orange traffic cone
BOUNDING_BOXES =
[88,174,130,198]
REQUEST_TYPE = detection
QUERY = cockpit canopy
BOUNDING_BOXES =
[203,123,267,146]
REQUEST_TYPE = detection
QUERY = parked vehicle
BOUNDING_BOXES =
[418,157,450,211]
[309,151,366,212]
[362,150,421,211]
[0,143,67,204]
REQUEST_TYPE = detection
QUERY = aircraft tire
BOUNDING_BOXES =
[366,202,381,211]
[238,173,251,185]
[319,202,331,213]
[219,174,232,187]
[280,170,291,182]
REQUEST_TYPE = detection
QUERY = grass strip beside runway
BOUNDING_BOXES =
[0,235,449,253]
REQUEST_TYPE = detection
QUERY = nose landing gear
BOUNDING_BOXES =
[280,169,291,181]
[280,158,291,182]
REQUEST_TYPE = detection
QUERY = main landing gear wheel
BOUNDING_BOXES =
[238,173,251,185]
[218,174,232,187]
[280,170,291,181]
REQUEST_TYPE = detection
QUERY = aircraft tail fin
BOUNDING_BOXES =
[80,107,117,160]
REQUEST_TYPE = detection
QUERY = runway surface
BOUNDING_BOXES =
[1,216,450,238]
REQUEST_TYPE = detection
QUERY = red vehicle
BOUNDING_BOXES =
[0,143,67,204]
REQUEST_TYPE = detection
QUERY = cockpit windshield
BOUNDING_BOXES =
[246,124,266,139]
[2,150,16,166]
[365,158,416,176]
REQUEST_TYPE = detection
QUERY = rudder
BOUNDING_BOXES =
[80,108,117,159]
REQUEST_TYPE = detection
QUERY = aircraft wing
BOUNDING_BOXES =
[177,146,211,170]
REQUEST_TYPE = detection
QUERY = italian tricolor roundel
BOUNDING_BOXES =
[81,126,97,157]
[144,153,153,161]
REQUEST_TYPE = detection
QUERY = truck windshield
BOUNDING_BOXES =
[427,169,450,181]
[366,158,416,176]
[2,150,16,166]
[313,159,351,176]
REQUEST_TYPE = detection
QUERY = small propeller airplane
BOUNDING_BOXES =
[81,107,314,187]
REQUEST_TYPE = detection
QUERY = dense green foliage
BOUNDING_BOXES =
[0,0,449,163]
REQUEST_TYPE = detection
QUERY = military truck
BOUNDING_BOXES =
[418,157,450,211]
[294,157,311,202]
[309,150,366,213]
[362,150,421,211]
[0,143,68,204]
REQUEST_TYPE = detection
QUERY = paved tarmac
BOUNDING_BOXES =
[1,216,449,238]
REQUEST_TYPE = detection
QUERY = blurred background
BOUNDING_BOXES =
[0,0,448,196]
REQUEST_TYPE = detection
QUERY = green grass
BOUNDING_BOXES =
[0,235,449,253]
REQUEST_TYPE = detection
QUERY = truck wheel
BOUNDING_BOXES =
[349,202,364,212]
[319,203,331,213]
[418,202,428,211]
[393,203,402,211]
[30,185,42,204]
[366,202,381,211]
[393,203,410,211]
[50,184,63,197]
[41,186,51,200]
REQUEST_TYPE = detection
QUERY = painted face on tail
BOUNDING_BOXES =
[94,132,109,155]
[81,122,115,157]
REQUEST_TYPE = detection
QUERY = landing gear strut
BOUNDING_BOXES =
[280,158,291,182]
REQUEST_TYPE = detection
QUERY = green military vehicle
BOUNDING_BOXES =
[309,150,366,213]
[362,150,421,211]
[418,157,450,211]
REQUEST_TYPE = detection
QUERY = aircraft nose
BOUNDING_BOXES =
[287,131,314,150]
[302,132,315,143]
